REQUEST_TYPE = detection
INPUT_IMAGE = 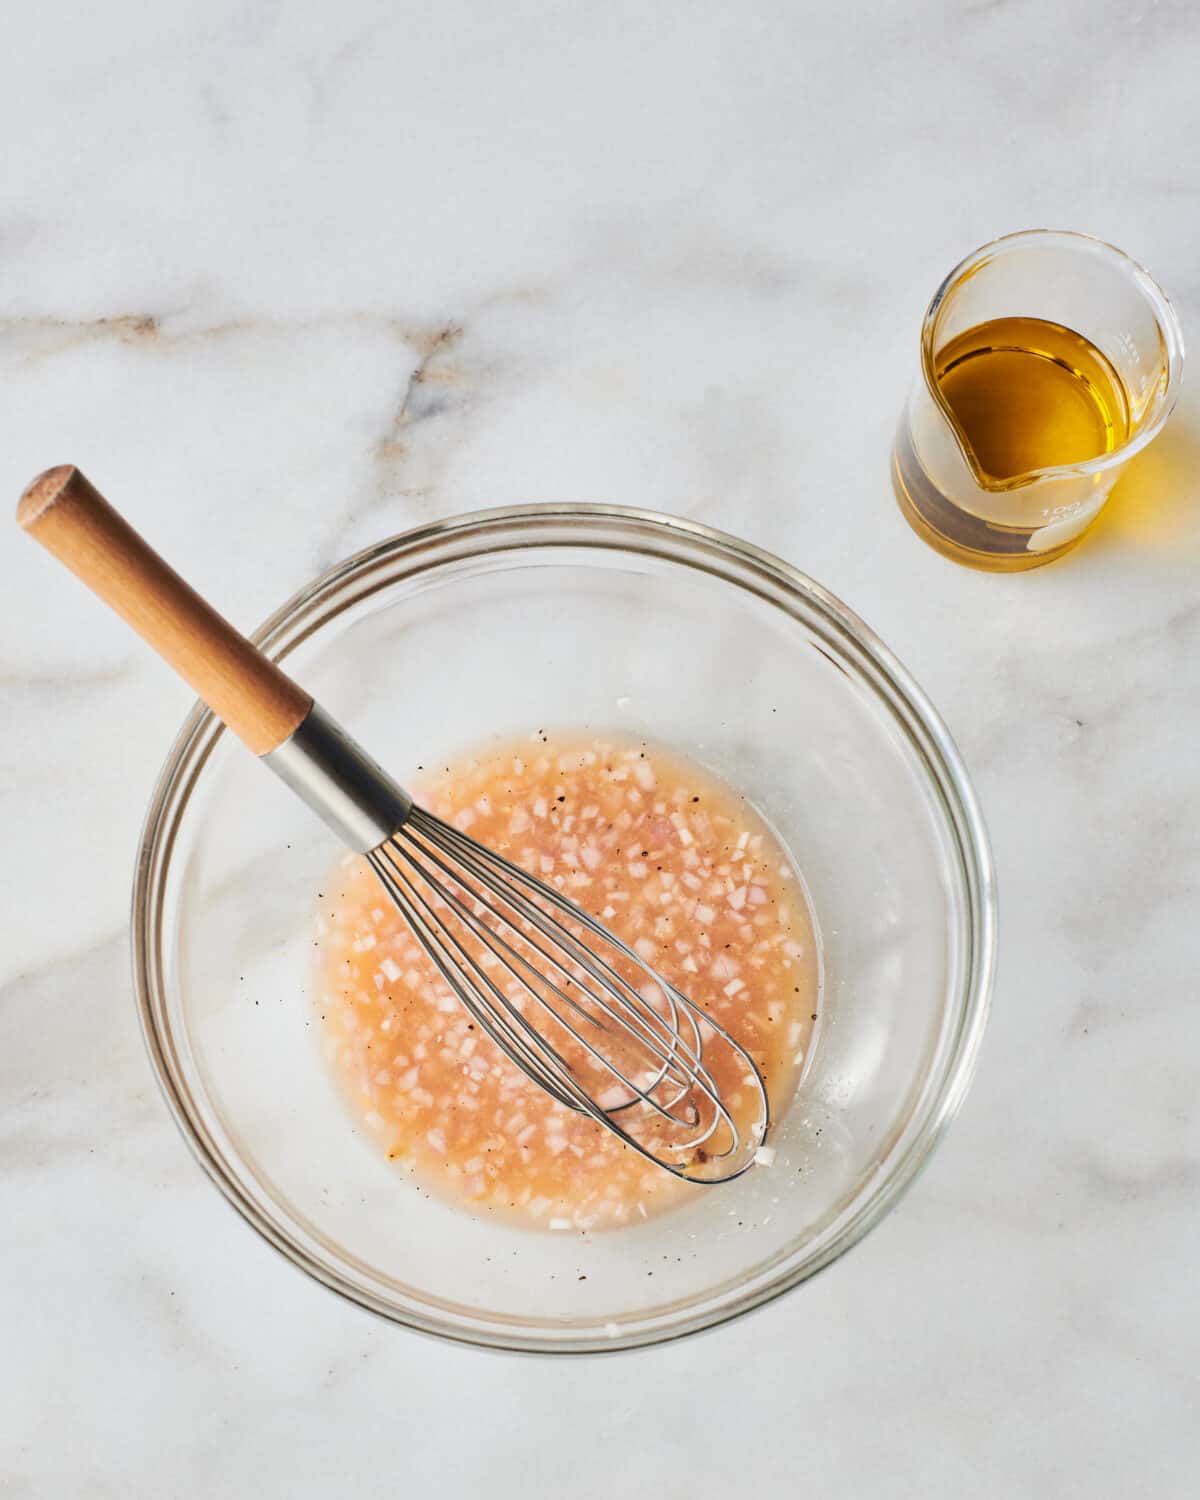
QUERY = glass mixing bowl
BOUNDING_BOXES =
[133,506,995,1353]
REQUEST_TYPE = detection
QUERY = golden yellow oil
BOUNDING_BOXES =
[893,317,1131,571]
[938,317,1128,480]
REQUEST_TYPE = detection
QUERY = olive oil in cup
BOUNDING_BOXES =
[893,232,1183,571]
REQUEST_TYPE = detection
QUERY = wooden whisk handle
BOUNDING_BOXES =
[17,466,313,755]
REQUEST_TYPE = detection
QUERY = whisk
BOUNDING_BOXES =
[18,466,769,1182]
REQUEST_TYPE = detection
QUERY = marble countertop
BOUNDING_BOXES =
[3,1,1198,1494]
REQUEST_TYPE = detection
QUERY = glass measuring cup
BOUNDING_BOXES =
[893,230,1184,571]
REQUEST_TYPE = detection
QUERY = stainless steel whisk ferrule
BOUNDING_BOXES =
[264,702,414,854]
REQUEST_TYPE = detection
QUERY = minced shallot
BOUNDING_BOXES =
[316,735,819,1231]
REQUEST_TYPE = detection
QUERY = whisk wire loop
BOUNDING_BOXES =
[367,804,769,1181]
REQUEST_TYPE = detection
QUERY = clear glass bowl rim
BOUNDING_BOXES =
[131,503,997,1354]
